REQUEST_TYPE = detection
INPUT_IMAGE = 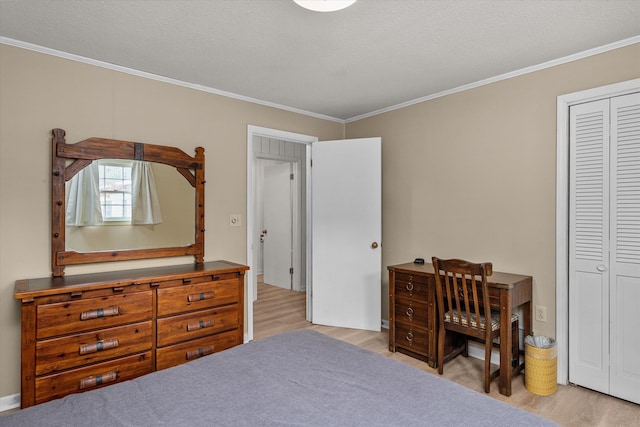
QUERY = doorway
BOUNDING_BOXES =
[247,127,383,341]
[246,126,316,341]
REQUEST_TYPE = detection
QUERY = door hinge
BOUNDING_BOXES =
[290,173,294,180]
[289,267,294,275]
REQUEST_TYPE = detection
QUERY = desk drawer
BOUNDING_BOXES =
[395,272,429,285]
[35,321,152,376]
[444,287,500,309]
[156,329,238,371]
[394,299,428,329]
[34,352,152,405]
[156,304,239,347]
[394,323,428,356]
[157,277,239,316]
[36,291,152,339]
[394,279,430,302]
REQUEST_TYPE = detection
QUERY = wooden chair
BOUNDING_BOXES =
[432,257,519,393]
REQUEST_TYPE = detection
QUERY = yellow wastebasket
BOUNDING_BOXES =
[524,337,557,396]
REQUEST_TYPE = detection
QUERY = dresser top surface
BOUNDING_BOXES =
[15,260,249,299]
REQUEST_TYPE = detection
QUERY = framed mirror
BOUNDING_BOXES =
[51,128,205,276]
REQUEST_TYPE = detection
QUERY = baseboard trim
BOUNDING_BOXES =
[467,341,501,366]
[0,393,20,413]
[467,327,525,366]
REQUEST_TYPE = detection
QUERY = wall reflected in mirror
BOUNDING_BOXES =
[65,161,195,252]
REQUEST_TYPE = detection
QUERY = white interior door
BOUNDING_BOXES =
[569,92,640,404]
[311,137,381,331]
[263,161,292,290]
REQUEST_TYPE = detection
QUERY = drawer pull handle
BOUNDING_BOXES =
[79,338,119,355]
[186,346,214,360]
[186,319,215,332]
[79,371,119,389]
[80,306,119,321]
[406,307,414,317]
[406,283,414,291]
[406,332,414,342]
[187,291,215,302]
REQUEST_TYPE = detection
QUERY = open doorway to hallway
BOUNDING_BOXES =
[246,125,316,341]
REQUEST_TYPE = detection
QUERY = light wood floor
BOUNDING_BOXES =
[254,281,640,427]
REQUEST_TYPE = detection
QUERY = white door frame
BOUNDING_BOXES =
[556,78,640,384]
[246,125,317,342]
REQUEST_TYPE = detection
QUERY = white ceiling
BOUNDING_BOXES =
[1,0,639,122]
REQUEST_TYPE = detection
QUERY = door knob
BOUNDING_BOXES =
[596,264,607,272]
[371,242,379,249]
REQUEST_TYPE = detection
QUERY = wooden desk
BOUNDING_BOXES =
[388,262,532,396]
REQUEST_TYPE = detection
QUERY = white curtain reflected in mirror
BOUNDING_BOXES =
[66,161,103,226]
[131,160,163,225]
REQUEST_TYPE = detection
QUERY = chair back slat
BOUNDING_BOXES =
[472,276,482,324]
[462,275,472,326]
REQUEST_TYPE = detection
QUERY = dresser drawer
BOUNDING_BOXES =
[394,299,428,329]
[394,323,429,356]
[156,304,239,347]
[157,277,240,316]
[35,321,152,376]
[34,351,153,405]
[156,329,238,371]
[36,291,152,339]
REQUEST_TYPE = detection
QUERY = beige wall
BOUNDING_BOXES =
[346,43,640,341]
[0,44,344,398]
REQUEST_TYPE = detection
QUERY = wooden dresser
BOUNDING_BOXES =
[14,260,248,408]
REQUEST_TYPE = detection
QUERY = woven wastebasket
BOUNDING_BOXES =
[524,336,557,396]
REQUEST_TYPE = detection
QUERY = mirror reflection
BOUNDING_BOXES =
[65,160,195,252]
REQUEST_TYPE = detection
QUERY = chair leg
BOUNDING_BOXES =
[438,328,445,375]
[484,337,492,393]
[512,319,519,368]
[462,336,469,357]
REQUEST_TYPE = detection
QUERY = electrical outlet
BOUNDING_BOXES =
[229,214,241,227]
[535,305,547,322]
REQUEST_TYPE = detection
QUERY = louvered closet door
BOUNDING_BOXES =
[609,93,640,403]
[569,92,640,404]
[569,98,611,394]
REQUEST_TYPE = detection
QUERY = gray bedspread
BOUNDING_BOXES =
[0,329,556,426]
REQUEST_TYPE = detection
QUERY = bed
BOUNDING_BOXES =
[0,330,556,426]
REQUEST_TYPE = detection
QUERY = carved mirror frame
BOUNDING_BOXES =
[51,128,205,276]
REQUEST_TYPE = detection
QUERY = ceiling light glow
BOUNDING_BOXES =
[294,0,357,12]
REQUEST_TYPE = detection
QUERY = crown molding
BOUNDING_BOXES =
[3,35,637,125]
